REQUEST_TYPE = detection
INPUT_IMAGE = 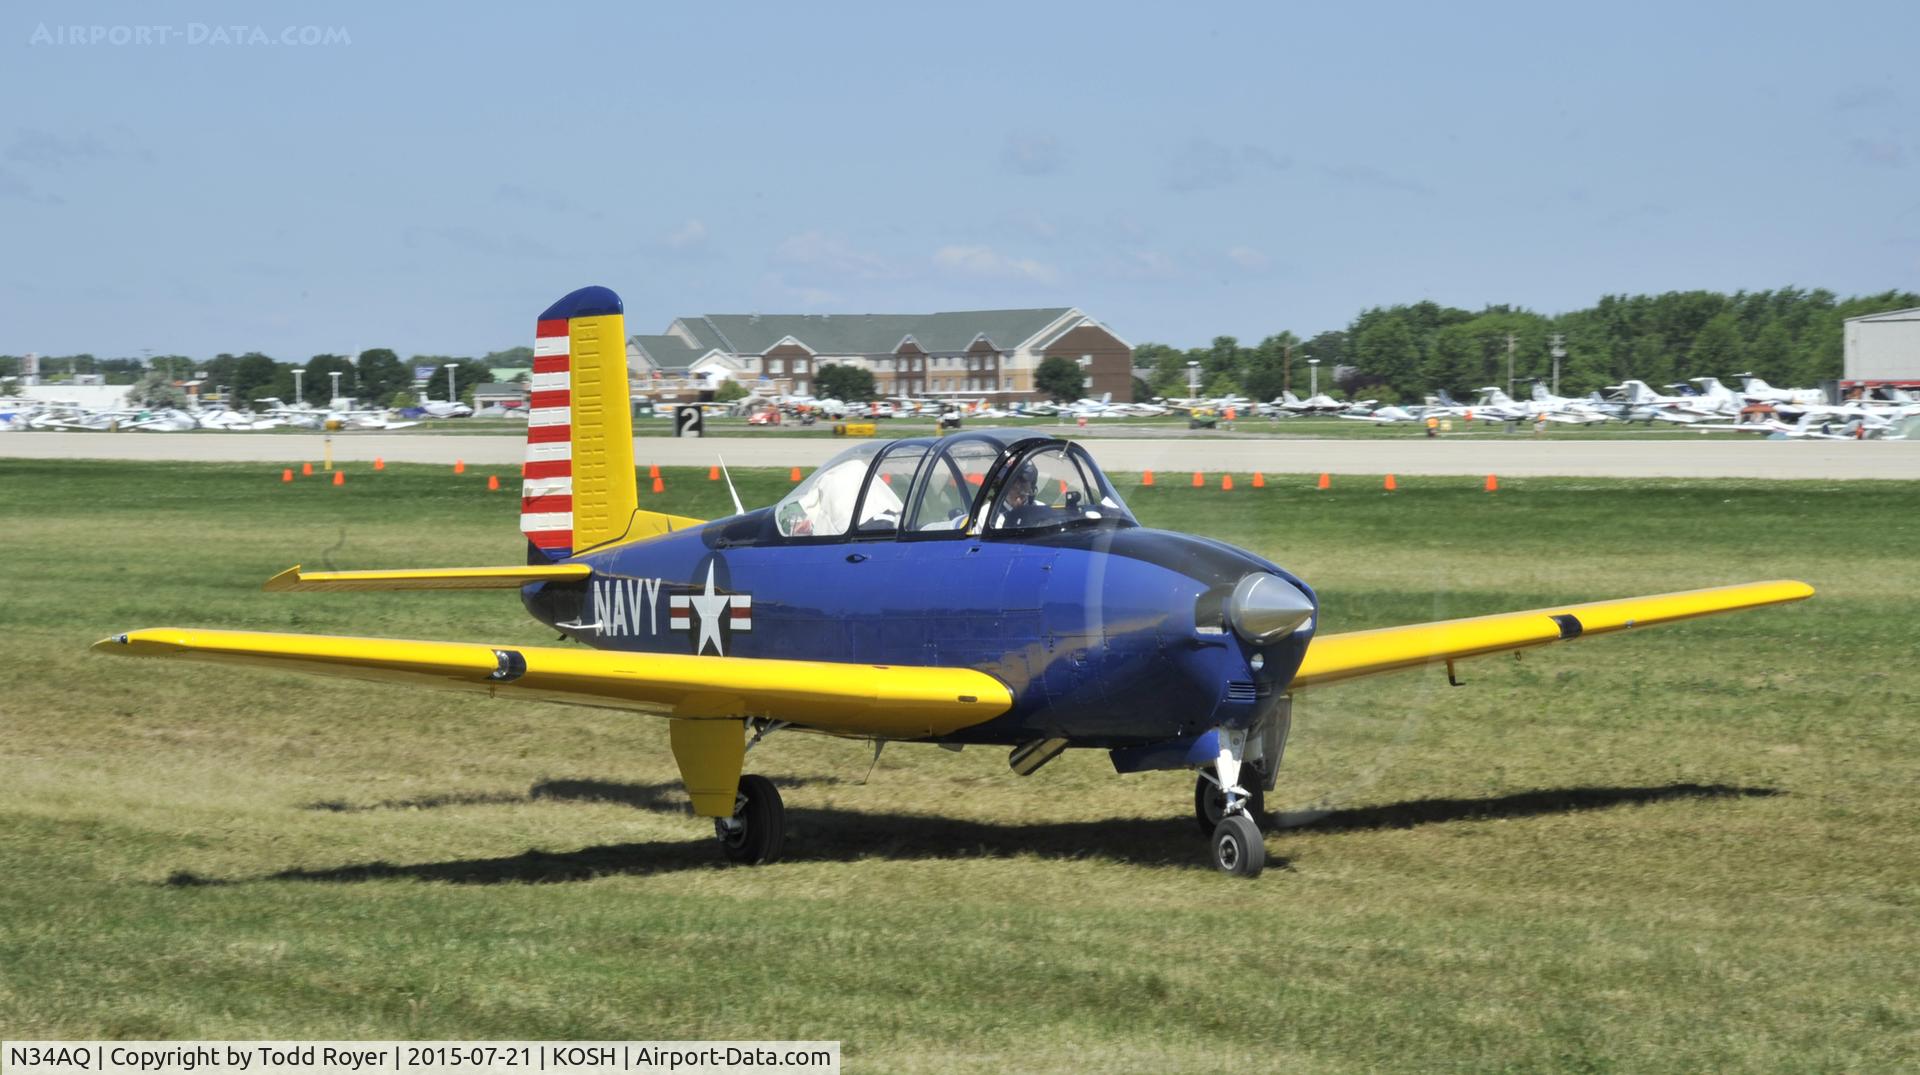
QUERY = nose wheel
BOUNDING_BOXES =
[1211,814,1266,877]
[714,773,786,865]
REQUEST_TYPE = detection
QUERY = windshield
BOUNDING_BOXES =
[774,442,886,537]
[984,443,1136,533]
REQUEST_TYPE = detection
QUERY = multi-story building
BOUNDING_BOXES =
[628,307,1132,403]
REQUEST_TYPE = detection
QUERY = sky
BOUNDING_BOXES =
[3,0,1916,361]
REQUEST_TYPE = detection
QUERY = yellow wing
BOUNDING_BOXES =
[92,628,1010,739]
[1289,579,1813,689]
[262,564,594,591]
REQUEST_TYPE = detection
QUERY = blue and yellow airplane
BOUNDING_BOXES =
[94,287,1815,877]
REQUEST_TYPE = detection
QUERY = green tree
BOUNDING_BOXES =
[1034,355,1086,402]
[304,354,359,402]
[814,363,877,401]
[356,349,409,403]
[420,358,494,404]
[483,346,535,368]
[128,371,188,408]
[714,379,748,402]
[231,353,280,406]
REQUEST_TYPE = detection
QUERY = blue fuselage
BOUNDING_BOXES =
[523,511,1316,747]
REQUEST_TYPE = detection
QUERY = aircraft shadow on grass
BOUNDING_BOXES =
[163,781,1779,886]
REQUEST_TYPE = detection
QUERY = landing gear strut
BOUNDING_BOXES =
[1195,763,1266,833]
[715,773,786,865]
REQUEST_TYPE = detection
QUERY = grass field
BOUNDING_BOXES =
[1,460,1915,1072]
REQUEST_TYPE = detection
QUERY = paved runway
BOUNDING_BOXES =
[2,431,1915,479]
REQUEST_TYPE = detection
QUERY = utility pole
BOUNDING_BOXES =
[1549,334,1566,396]
[1505,333,1517,398]
[1282,340,1293,395]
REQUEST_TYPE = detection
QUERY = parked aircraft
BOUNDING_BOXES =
[1735,374,1825,408]
[95,286,1815,878]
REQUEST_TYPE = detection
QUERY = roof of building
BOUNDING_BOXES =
[630,334,709,368]
[1845,306,1920,323]
[651,309,1078,357]
[473,382,527,397]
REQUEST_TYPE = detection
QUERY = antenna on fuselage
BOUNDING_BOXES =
[718,454,746,517]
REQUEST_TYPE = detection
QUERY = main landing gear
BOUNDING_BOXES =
[715,773,786,865]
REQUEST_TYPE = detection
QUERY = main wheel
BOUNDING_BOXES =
[717,774,786,866]
[1210,814,1266,878]
[1194,766,1266,834]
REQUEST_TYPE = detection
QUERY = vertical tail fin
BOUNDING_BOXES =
[523,286,638,562]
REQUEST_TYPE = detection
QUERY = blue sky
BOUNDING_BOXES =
[3,1,1915,360]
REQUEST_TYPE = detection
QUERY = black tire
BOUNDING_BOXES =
[718,774,786,866]
[1211,814,1266,878]
[1194,766,1267,834]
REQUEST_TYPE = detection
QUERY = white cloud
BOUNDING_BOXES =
[1226,246,1270,271]
[1003,133,1064,176]
[773,230,891,278]
[664,218,707,249]
[933,244,1059,284]
[1115,249,1180,282]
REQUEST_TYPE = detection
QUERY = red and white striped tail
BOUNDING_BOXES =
[520,317,575,557]
[518,287,635,563]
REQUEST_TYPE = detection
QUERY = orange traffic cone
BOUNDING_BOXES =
[454,460,466,475]
[1252,472,1266,489]
[1485,474,1499,492]
[1191,471,1204,488]
[332,471,344,486]
[487,474,500,491]
[1316,473,1330,490]
[651,475,664,494]
[301,462,313,477]
[790,467,802,482]
[709,465,720,481]
[1384,474,1397,491]
[373,457,385,471]
[1142,469,1154,487]
[281,468,293,483]
[648,464,660,479]
[1221,474,1234,491]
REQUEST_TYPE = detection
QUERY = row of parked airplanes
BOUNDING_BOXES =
[735,373,1919,440]
[0,397,488,433]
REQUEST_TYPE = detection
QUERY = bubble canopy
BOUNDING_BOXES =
[771,430,1136,540]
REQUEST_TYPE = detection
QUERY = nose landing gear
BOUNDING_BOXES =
[1194,702,1291,878]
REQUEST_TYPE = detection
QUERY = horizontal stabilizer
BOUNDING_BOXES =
[263,564,593,592]
[93,627,1011,738]
[1292,580,1813,689]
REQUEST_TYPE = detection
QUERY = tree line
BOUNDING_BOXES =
[1,348,534,408]
[1136,288,1919,404]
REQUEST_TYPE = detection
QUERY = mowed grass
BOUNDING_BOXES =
[1,459,1916,1073]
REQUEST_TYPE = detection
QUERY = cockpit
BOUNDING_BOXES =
[769,430,1137,541]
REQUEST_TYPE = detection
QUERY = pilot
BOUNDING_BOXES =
[993,461,1050,529]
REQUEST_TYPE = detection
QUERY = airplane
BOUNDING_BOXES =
[1276,390,1350,415]
[1734,374,1825,409]
[1337,404,1422,424]
[94,286,1816,879]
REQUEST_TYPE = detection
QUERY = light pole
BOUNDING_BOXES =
[443,363,457,405]
[1308,358,1321,397]
[1186,360,1199,398]
[291,368,304,406]
[328,370,343,408]
[1550,334,1566,396]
